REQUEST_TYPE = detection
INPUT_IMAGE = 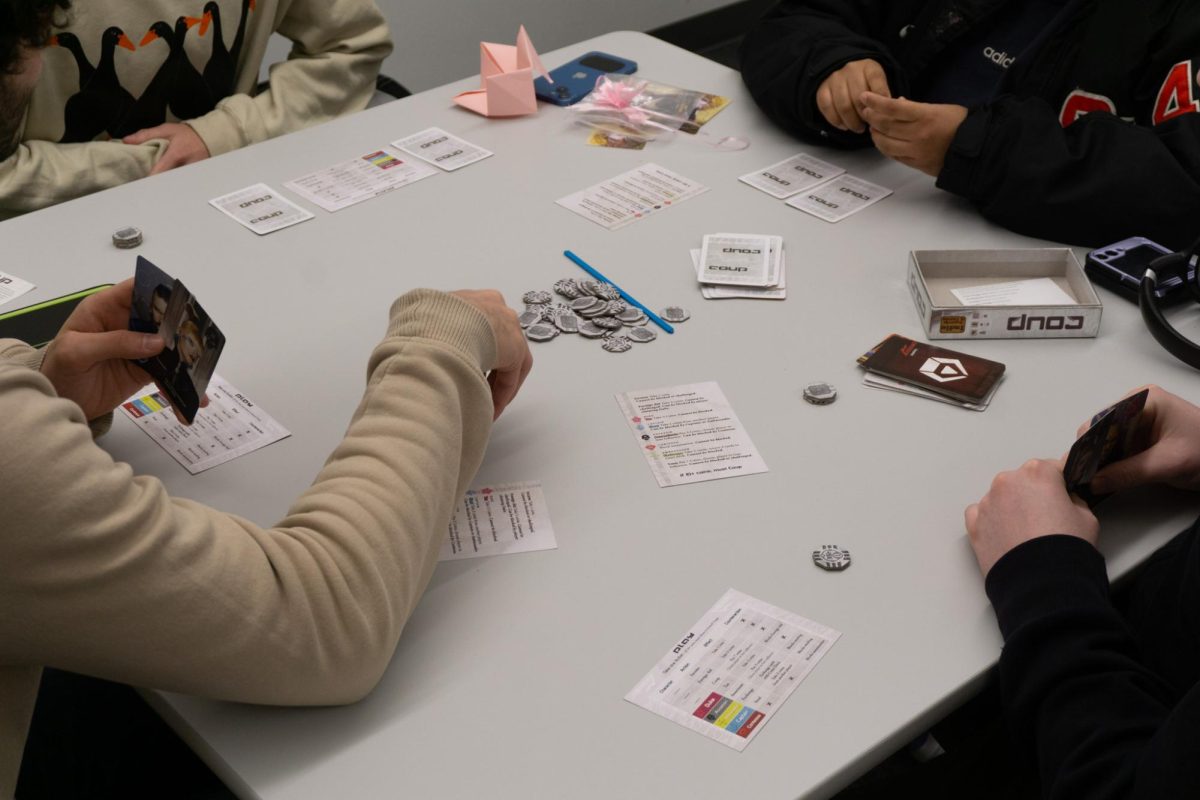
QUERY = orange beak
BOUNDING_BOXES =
[119,33,137,51]
[138,29,158,47]
[185,16,202,29]
[200,11,212,37]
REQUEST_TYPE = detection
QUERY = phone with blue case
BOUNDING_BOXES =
[534,51,637,106]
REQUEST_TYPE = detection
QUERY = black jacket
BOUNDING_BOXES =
[985,527,1200,799]
[740,0,1200,249]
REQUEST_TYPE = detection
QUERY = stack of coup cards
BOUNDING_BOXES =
[129,256,225,424]
[857,334,1005,411]
[692,233,786,300]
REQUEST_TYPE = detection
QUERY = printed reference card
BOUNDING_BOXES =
[556,163,708,230]
[625,588,841,751]
[0,271,35,308]
[285,148,437,212]
[615,381,768,487]
[440,480,557,561]
[120,375,291,474]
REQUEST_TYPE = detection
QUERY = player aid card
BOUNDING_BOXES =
[859,334,1005,405]
[208,183,314,235]
[786,174,892,222]
[1063,389,1150,504]
[392,127,493,171]
[129,256,225,424]
[738,153,845,199]
[699,233,775,287]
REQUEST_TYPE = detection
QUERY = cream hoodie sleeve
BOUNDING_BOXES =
[0,289,495,705]
[0,139,163,216]
[187,0,393,157]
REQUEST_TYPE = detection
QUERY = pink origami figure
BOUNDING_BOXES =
[453,25,551,117]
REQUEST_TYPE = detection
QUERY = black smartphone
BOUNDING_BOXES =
[0,285,112,347]
[1085,237,1187,305]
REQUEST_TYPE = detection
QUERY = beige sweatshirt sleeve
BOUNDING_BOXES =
[187,0,393,157]
[0,139,163,215]
[0,289,496,705]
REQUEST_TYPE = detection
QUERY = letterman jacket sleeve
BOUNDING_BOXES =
[738,0,903,148]
[938,7,1200,250]
[985,533,1200,799]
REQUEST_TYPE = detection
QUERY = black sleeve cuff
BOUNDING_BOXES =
[985,534,1110,642]
[936,104,992,196]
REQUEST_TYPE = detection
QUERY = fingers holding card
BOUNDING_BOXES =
[129,256,225,425]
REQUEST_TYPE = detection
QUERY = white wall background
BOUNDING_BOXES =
[264,0,735,92]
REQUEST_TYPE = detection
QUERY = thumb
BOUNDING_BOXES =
[1090,449,1157,495]
[68,331,164,368]
[123,126,168,145]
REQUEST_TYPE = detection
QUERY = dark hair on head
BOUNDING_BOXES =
[0,0,71,75]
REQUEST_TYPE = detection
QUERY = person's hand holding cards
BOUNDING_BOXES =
[128,256,225,425]
[1075,385,1200,496]
[1063,388,1152,505]
[40,279,169,422]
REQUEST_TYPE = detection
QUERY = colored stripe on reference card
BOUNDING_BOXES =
[132,399,154,415]
[736,710,766,738]
[693,692,723,719]
[714,701,744,729]
[363,150,402,170]
[725,706,754,733]
[122,401,143,418]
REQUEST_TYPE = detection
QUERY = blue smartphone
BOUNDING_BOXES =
[534,51,637,106]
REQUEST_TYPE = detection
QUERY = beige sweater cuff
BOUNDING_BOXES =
[0,338,112,436]
[387,290,497,371]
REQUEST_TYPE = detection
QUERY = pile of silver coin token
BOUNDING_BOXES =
[518,279,689,353]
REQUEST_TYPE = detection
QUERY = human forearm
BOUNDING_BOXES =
[986,536,1182,799]
[187,0,391,156]
[0,140,161,214]
[0,290,495,704]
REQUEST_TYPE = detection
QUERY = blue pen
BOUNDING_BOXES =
[562,250,675,334]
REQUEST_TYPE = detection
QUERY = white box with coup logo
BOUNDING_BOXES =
[907,249,1102,339]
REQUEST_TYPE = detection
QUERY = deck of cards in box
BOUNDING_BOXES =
[907,249,1102,340]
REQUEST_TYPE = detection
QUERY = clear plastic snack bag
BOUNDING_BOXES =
[570,74,748,150]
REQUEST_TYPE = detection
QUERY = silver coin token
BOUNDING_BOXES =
[579,321,608,338]
[553,279,581,299]
[593,316,623,330]
[518,310,541,328]
[112,226,143,249]
[570,297,599,312]
[627,326,657,343]
[594,283,621,301]
[616,308,643,324]
[660,306,690,323]
[525,323,559,342]
[579,279,602,297]
[604,300,628,316]
[812,545,852,572]
[522,290,552,305]
[803,383,838,405]
[601,336,633,353]
[553,313,580,333]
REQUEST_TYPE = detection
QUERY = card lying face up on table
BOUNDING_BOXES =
[128,256,225,424]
